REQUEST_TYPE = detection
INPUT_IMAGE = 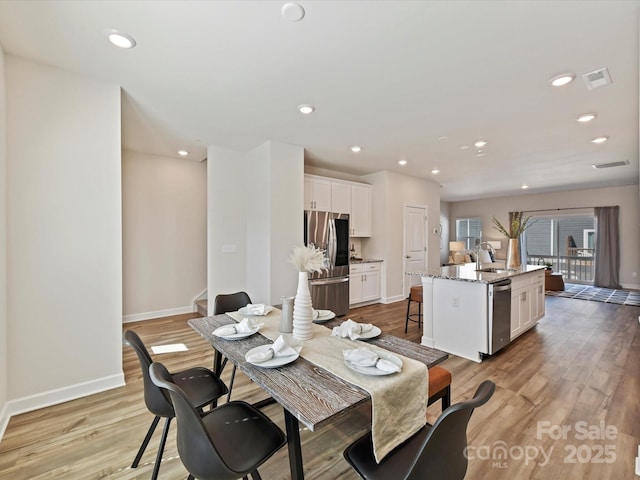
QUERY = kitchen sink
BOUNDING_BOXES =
[476,267,508,273]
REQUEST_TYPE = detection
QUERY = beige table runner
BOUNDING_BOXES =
[228,309,429,462]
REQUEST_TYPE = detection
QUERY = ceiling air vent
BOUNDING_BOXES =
[592,160,630,169]
[582,67,612,90]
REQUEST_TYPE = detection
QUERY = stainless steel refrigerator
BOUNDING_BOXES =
[304,210,350,316]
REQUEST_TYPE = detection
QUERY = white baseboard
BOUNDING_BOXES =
[123,305,194,323]
[621,282,640,290]
[381,294,406,304]
[0,373,124,443]
[0,401,9,444]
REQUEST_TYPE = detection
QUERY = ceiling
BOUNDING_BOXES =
[0,0,638,201]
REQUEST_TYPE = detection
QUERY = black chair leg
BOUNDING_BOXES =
[131,415,161,468]
[186,476,194,480]
[251,470,262,480]
[226,364,237,402]
[405,297,411,333]
[442,385,451,410]
[151,417,172,480]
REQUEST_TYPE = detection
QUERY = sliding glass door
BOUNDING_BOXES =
[525,213,596,284]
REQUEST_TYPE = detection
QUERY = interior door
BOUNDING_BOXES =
[404,205,427,297]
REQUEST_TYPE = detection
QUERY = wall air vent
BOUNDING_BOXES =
[592,160,630,169]
[582,67,612,90]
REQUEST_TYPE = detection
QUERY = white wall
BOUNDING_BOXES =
[207,141,303,312]
[246,141,303,303]
[207,146,248,312]
[0,46,8,438]
[364,170,442,303]
[5,57,123,416]
[449,184,640,288]
[122,150,207,321]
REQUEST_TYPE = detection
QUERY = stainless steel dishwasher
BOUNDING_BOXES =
[488,279,512,354]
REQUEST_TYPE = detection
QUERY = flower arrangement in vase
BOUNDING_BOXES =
[290,245,326,340]
[492,213,534,270]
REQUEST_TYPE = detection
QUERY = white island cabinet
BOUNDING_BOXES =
[417,264,546,363]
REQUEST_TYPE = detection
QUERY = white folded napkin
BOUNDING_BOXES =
[214,317,263,337]
[343,347,402,373]
[332,319,374,340]
[246,335,300,363]
[245,303,270,315]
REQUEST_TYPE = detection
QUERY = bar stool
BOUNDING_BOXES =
[405,285,423,333]
[427,366,452,412]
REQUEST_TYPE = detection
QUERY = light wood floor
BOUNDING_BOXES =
[0,297,638,479]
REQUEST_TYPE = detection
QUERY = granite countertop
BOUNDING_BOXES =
[350,258,384,264]
[407,263,546,284]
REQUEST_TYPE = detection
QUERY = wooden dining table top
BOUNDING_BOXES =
[188,313,448,432]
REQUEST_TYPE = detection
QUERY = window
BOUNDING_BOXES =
[524,212,595,283]
[456,217,482,250]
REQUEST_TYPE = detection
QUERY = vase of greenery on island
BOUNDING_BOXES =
[492,213,534,270]
[290,245,326,341]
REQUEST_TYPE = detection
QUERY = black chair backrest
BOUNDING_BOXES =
[213,291,252,315]
[123,330,174,418]
[407,380,496,479]
[149,362,237,480]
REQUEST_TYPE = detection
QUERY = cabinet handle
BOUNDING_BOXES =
[521,292,527,301]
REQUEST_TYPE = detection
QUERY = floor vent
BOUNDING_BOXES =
[592,160,630,169]
[582,67,612,90]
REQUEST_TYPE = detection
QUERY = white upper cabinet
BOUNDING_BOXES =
[304,175,372,237]
[331,182,351,214]
[304,176,331,211]
[350,184,372,237]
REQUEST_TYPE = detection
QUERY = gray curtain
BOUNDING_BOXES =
[594,206,621,289]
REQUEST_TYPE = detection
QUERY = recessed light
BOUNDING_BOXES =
[178,150,189,157]
[521,184,529,189]
[106,29,137,49]
[475,150,486,158]
[591,136,609,144]
[438,136,448,142]
[550,73,575,87]
[459,144,470,150]
[398,159,407,166]
[281,2,305,22]
[297,104,315,114]
[431,169,440,174]
[474,140,488,148]
[577,113,597,123]
[350,146,362,153]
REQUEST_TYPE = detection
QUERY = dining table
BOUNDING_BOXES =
[188,310,448,480]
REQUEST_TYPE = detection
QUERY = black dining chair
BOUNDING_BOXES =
[123,330,228,480]
[343,380,496,480]
[149,361,287,480]
[213,291,252,401]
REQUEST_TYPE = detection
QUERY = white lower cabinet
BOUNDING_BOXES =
[349,263,381,305]
[510,272,545,339]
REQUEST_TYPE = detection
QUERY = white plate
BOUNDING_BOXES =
[312,310,336,323]
[213,324,260,340]
[357,326,381,340]
[344,351,402,376]
[238,305,274,316]
[245,344,301,368]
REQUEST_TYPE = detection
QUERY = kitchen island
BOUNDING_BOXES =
[409,263,546,362]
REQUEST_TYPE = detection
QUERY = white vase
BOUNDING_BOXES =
[506,238,521,270]
[292,271,314,340]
